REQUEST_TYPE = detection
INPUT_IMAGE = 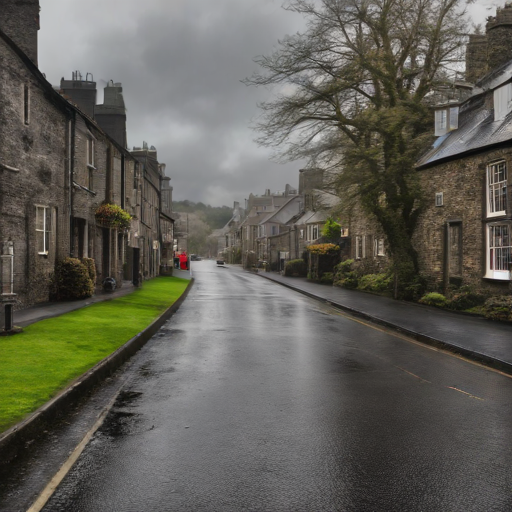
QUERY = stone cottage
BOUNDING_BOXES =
[415,3,512,294]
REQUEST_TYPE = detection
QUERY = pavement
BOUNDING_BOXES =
[256,271,512,375]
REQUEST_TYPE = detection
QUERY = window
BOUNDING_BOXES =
[23,84,30,125]
[355,236,365,259]
[435,192,444,207]
[299,229,304,239]
[374,238,385,257]
[487,161,507,216]
[448,222,462,278]
[271,225,278,236]
[87,139,95,167]
[487,224,512,279]
[494,83,512,121]
[434,106,459,136]
[36,206,51,254]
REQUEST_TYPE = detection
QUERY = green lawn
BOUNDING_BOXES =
[0,276,190,432]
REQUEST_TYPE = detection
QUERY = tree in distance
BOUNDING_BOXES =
[245,0,470,291]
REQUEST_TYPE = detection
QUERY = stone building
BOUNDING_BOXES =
[415,8,512,294]
[0,0,174,312]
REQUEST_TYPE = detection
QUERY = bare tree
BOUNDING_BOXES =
[245,0,470,286]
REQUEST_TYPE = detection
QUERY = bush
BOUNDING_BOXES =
[357,273,392,293]
[82,257,97,285]
[448,291,486,311]
[284,259,307,277]
[418,292,447,308]
[51,258,94,301]
[400,274,428,301]
[334,259,358,289]
[483,295,512,322]
[320,272,334,284]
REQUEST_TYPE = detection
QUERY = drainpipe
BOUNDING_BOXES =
[68,112,76,256]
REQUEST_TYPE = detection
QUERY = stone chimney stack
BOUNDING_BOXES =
[0,0,40,65]
[486,3,512,72]
[60,72,97,119]
[465,34,488,83]
[94,81,127,148]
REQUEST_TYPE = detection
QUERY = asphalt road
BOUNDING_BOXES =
[40,261,512,511]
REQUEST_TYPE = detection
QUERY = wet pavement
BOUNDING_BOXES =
[38,261,512,512]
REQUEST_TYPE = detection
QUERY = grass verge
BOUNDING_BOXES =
[0,276,189,432]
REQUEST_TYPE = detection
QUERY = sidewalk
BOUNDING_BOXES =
[257,271,512,375]
[7,270,192,329]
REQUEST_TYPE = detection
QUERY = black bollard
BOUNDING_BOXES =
[4,303,13,331]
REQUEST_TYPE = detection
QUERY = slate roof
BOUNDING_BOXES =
[418,60,512,168]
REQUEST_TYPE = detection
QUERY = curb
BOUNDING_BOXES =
[257,273,512,377]
[0,278,194,464]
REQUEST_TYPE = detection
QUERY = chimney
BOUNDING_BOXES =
[0,0,40,65]
[465,34,488,83]
[59,72,97,118]
[95,81,127,148]
[486,3,512,72]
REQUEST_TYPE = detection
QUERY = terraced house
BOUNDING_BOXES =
[0,0,174,311]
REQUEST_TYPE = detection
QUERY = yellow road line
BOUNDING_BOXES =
[322,305,512,380]
[26,390,120,512]
[447,386,485,401]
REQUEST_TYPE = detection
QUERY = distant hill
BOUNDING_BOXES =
[173,201,232,230]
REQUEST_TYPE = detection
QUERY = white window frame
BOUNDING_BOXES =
[487,161,507,217]
[435,106,459,136]
[486,223,512,280]
[374,238,385,257]
[494,83,512,121]
[87,138,95,167]
[299,229,304,239]
[355,236,365,259]
[36,205,51,255]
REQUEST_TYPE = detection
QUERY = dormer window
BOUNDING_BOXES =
[434,106,459,136]
[494,83,512,121]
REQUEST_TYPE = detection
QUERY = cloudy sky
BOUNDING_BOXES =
[39,0,499,207]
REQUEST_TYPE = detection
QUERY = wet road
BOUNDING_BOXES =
[42,262,512,511]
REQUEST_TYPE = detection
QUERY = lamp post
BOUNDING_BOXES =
[1,240,17,333]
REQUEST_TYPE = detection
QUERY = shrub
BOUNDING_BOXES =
[284,259,307,277]
[448,291,486,311]
[483,295,512,322]
[306,243,340,255]
[333,259,358,289]
[401,274,428,301]
[82,257,97,285]
[51,258,94,301]
[357,273,392,293]
[418,292,447,308]
[321,218,342,241]
[320,272,334,284]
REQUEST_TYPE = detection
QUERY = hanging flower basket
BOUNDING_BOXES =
[95,203,132,230]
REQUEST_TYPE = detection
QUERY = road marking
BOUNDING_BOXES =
[394,366,431,383]
[447,386,485,401]
[322,305,512,380]
[26,390,120,512]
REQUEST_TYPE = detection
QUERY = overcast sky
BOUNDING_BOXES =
[39,0,500,207]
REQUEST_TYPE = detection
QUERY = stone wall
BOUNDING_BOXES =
[0,0,39,65]
[0,37,69,307]
[415,148,512,295]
